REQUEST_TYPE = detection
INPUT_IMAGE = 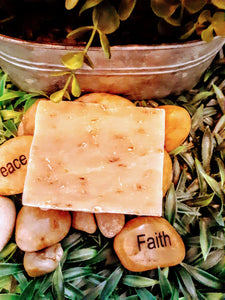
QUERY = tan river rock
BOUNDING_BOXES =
[114,216,185,272]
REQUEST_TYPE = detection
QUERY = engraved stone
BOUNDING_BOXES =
[0,136,33,195]
[114,216,185,272]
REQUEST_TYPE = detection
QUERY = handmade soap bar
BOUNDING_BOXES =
[23,101,165,216]
[114,216,185,272]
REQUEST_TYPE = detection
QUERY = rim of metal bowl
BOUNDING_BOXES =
[0,33,224,51]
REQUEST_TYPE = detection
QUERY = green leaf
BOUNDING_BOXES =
[93,0,120,34]
[191,91,214,105]
[170,284,179,300]
[50,89,65,103]
[0,243,17,261]
[202,126,214,173]
[0,73,7,97]
[61,232,82,250]
[183,0,206,13]
[51,71,71,77]
[190,104,204,138]
[212,0,225,9]
[65,0,79,10]
[13,272,29,292]
[199,250,225,270]
[79,0,104,15]
[164,183,176,225]
[0,110,21,122]
[208,207,224,227]
[201,172,224,200]
[36,273,54,296]
[0,294,20,299]
[216,158,225,188]
[100,266,123,300]
[185,193,215,207]
[213,114,225,135]
[136,288,157,300]
[23,97,39,113]
[213,84,225,114]
[175,266,198,299]
[201,25,214,42]
[181,263,223,289]
[83,281,106,300]
[199,218,212,261]
[64,282,84,299]
[212,11,225,37]
[164,14,182,26]
[99,31,111,59]
[209,252,225,278]
[71,75,81,97]
[3,120,18,137]
[67,248,97,262]
[151,0,179,18]
[0,91,22,103]
[195,158,207,195]
[61,52,84,70]
[67,26,94,39]
[204,293,225,300]
[84,53,94,69]
[0,275,12,292]
[158,267,172,299]
[176,274,193,300]
[176,169,188,194]
[180,21,197,40]
[198,10,212,25]
[179,152,195,172]
[0,264,23,277]
[63,266,92,282]
[52,264,64,300]
[87,248,113,265]
[118,0,136,21]
[122,275,158,288]
[19,279,40,300]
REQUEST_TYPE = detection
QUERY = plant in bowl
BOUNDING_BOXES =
[0,0,225,100]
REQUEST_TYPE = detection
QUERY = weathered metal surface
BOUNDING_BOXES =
[0,34,224,99]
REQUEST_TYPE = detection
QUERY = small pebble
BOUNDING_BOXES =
[23,243,63,277]
[96,213,125,238]
[72,211,97,234]
[15,206,71,252]
[0,196,16,251]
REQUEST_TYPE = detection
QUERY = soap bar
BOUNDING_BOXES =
[114,216,185,272]
[23,101,165,216]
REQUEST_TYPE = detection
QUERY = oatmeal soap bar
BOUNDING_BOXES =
[23,101,165,216]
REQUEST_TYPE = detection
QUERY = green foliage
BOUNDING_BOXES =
[0,71,42,144]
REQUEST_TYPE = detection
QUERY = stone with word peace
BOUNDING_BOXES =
[114,216,185,272]
[0,136,33,195]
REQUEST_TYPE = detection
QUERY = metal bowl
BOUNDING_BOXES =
[0,34,224,99]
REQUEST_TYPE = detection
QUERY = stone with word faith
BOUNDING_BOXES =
[114,216,185,272]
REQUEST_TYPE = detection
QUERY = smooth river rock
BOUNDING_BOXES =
[114,216,185,272]
[15,206,71,252]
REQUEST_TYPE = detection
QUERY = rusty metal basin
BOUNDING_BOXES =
[0,34,224,99]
